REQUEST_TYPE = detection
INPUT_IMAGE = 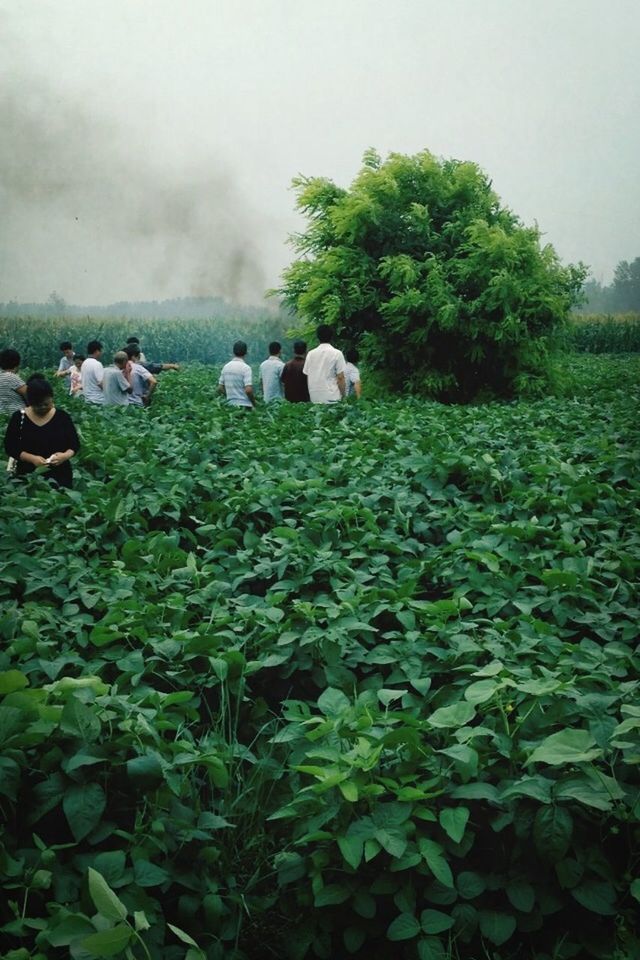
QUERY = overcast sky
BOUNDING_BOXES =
[1,0,638,305]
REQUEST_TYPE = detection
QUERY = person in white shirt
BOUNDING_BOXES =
[344,348,362,399]
[218,341,254,408]
[81,341,105,405]
[55,341,75,379]
[303,325,346,403]
[260,341,285,403]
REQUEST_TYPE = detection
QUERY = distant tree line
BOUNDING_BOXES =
[579,257,640,314]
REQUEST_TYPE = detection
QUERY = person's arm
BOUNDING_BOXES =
[245,384,254,404]
[142,374,157,406]
[48,414,80,466]
[16,384,27,399]
[337,371,346,398]
[353,379,362,399]
[47,448,75,467]
[117,371,132,393]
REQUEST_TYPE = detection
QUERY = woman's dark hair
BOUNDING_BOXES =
[59,341,73,351]
[27,372,46,382]
[126,337,140,345]
[0,348,20,370]
[125,344,140,359]
[87,340,102,354]
[346,348,359,364]
[26,377,54,406]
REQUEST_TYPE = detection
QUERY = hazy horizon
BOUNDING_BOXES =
[1,0,638,306]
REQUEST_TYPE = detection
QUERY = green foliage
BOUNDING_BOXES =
[0,312,291,369]
[567,313,640,353]
[279,149,586,400]
[0,353,639,959]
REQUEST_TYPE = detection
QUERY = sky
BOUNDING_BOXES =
[1,0,639,305]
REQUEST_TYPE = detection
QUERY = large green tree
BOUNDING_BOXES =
[279,149,586,399]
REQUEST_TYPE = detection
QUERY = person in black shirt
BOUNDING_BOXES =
[281,340,310,403]
[4,378,80,489]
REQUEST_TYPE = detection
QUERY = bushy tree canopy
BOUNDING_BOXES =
[279,149,586,399]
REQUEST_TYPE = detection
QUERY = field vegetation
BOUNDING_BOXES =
[566,314,640,354]
[1,352,639,960]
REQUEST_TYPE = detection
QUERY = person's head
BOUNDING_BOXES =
[124,344,141,360]
[233,340,247,358]
[87,340,102,357]
[26,377,54,416]
[293,340,307,356]
[269,341,281,357]
[73,353,85,368]
[59,340,73,357]
[27,372,46,382]
[126,337,140,346]
[0,348,20,371]
[316,324,333,344]
[346,347,359,365]
[114,351,128,369]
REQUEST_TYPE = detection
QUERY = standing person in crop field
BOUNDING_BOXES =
[218,341,254,408]
[55,341,75,379]
[260,341,284,403]
[126,337,147,362]
[281,340,310,403]
[124,345,157,406]
[68,354,84,397]
[81,341,105,405]
[344,348,362,399]
[103,352,133,406]
[0,348,27,414]
[303,325,346,404]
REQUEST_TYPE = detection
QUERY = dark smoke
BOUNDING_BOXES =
[0,60,267,304]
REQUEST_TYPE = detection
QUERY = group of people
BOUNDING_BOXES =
[1,336,178,489]
[1,324,361,489]
[219,325,361,408]
[54,338,179,407]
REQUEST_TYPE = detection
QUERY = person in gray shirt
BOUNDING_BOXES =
[260,341,284,403]
[102,352,132,406]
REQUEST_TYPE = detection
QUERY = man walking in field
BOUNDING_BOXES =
[260,341,284,403]
[218,341,254,408]
[281,340,310,402]
[102,351,132,406]
[303,325,346,403]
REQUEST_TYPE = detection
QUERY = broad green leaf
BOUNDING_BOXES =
[571,880,617,915]
[314,883,351,907]
[133,859,170,887]
[63,784,106,842]
[527,729,602,766]
[387,912,421,941]
[126,753,164,791]
[0,670,29,694]
[505,878,535,913]
[87,868,127,922]
[419,838,454,888]
[81,924,131,957]
[533,806,572,863]
[338,835,363,870]
[317,687,350,716]
[457,871,486,899]
[60,697,101,741]
[428,702,475,729]
[439,807,469,844]
[420,908,454,934]
[479,910,516,946]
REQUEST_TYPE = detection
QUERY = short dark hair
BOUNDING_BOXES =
[87,340,102,355]
[233,340,247,357]
[316,324,333,343]
[0,348,20,370]
[269,341,281,355]
[26,377,53,406]
[126,337,140,345]
[59,340,73,351]
[346,347,359,364]
[73,353,85,362]
[27,372,46,382]
[125,344,140,359]
[293,340,307,354]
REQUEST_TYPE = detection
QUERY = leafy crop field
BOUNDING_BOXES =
[1,355,639,960]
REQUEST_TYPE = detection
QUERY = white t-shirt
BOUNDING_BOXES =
[219,358,253,407]
[303,343,346,403]
[260,356,284,402]
[81,357,104,404]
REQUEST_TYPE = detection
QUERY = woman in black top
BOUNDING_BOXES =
[4,378,80,489]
